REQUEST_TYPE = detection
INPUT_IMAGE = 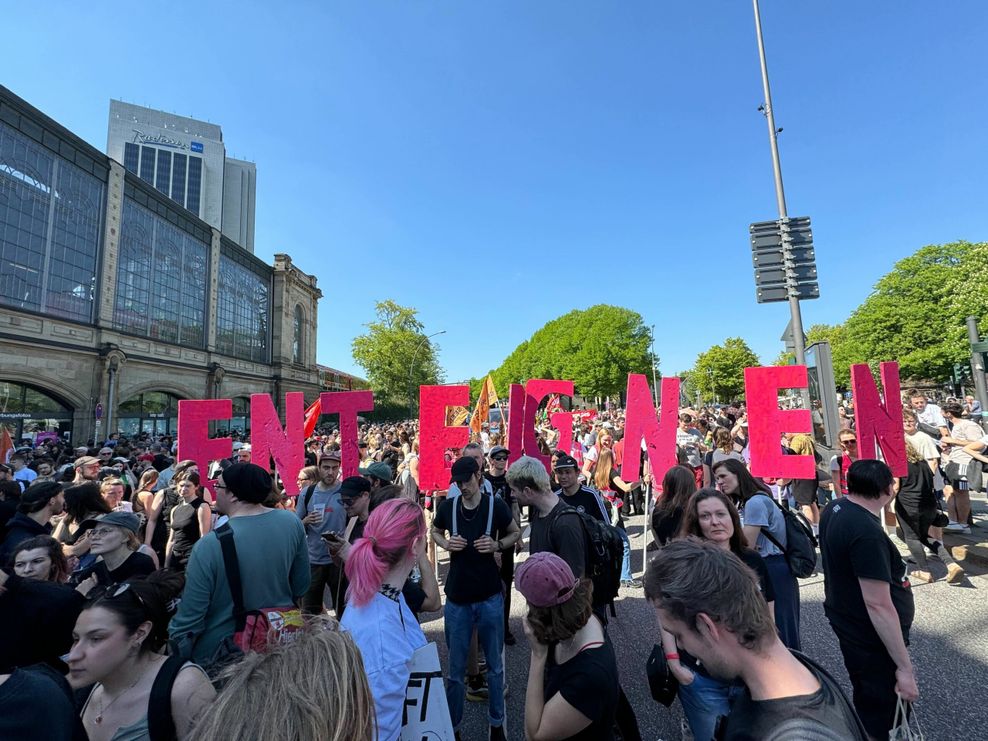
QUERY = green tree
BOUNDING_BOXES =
[351,300,444,414]
[482,305,656,399]
[835,241,988,384]
[685,338,761,402]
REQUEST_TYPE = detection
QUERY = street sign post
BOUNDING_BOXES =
[750,216,820,305]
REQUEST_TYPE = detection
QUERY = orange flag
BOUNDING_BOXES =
[470,376,499,434]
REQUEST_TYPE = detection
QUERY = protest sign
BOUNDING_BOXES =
[402,642,455,741]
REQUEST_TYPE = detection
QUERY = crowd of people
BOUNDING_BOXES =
[0,385,980,739]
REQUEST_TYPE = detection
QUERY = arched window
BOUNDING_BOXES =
[0,381,74,443]
[292,305,304,364]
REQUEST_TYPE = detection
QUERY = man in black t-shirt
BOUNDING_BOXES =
[820,459,918,740]
[485,445,521,646]
[553,454,610,522]
[645,540,867,741]
[431,456,520,741]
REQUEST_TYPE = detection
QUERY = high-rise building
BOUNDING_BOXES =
[106,100,256,253]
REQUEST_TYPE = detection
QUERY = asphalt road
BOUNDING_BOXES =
[420,503,988,741]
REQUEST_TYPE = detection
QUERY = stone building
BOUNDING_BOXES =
[0,85,321,445]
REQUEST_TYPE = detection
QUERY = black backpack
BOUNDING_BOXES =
[758,495,818,578]
[548,504,623,609]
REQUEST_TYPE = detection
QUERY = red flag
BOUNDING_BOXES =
[303,398,321,438]
[0,426,13,465]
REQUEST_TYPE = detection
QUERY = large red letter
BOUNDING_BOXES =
[320,390,374,478]
[550,412,575,458]
[622,374,679,485]
[418,385,470,490]
[506,384,526,465]
[524,380,574,470]
[851,362,907,477]
[249,393,305,496]
[745,366,814,479]
[177,399,232,497]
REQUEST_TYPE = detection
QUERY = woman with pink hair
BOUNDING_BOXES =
[341,498,427,741]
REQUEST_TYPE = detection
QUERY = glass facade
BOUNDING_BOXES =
[186,156,202,216]
[154,149,171,194]
[139,145,155,183]
[292,305,304,364]
[0,121,104,323]
[117,391,180,437]
[215,396,251,435]
[216,250,270,363]
[123,142,139,173]
[0,380,73,443]
[113,198,208,347]
[171,153,186,205]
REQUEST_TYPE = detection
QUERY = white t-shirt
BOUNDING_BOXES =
[342,592,427,741]
[905,430,939,462]
[916,403,947,430]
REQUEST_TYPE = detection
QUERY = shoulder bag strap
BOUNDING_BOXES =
[147,655,185,741]
[451,495,458,538]
[216,524,247,630]
[485,494,494,537]
[302,484,317,513]
[751,495,787,553]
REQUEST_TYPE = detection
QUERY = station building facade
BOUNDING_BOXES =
[0,85,322,446]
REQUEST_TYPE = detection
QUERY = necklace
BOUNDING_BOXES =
[94,670,144,725]
[458,496,480,522]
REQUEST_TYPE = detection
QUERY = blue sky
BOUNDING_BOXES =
[6,2,987,382]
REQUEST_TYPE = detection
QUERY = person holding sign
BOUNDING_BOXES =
[340,498,429,741]
[516,551,619,741]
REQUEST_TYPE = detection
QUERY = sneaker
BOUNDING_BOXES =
[944,522,968,532]
[504,630,517,646]
[621,578,642,589]
[946,563,966,584]
[490,724,507,741]
[467,674,489,702]
[911,570,934,584]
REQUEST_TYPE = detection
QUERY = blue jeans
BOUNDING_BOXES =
[678,670,735,741]
[619,528,633,582]
[763,554,800,651]
[444,593,505,729]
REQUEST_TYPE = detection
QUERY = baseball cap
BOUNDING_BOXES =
[339,476,372,499]
[98,447,113,455]
[449,456,480,484]
[231,441,244,451]
[80,511,141,534]
[74,456,101,468]
[515,552,579,608]
[553,454,579,470]
[358,462,392,481]
[319,449,342,463]
[489,446,510,459]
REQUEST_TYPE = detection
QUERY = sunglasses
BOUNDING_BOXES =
[841,439,857,445]
[491,456,508,462]
[105,582,147,612]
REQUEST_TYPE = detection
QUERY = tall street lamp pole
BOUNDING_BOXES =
[752,0,807,369]
[650,325,659,408]
[408,330,446,420]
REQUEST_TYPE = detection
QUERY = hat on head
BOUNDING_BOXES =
[339,476,372,499]
[515,552,579,608]
[221,462,272,504]
[319,449,342,463]
[237,444,252,454]
[20,481,63,508]
[80,511,141,535]
[553,454,579,470]
[358,462,392,481]
[112,457,129,464]
[98,447,113,455]
[488,446,510,459]
[449,456,480,484]
[74,456,101,468]
[231,441,244,451]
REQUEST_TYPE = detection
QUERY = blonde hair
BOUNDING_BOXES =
[192,619,375,741]
[905,439,924,465]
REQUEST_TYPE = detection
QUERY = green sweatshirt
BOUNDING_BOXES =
[168,509,310,664]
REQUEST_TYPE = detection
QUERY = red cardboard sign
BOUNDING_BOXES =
[524,380,575,470]
[506,384,526,466]
[418,385,470,491]
[851,362,907,477]
[249,392,305,497]
[320,390,374,479]
[621,374,680,485]
[550,412,575,458]
[745,365,815,479]
[176,399,232,496]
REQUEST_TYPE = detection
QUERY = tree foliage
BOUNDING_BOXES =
[826,242,988,385]
[479,305,655,399]
[684,337,761,402]
[351,300,444,412]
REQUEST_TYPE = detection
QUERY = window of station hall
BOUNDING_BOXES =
[117,391,182,438]
[0,381,74,444]
[215,396,251,436]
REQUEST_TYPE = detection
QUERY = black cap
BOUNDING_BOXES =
[553,454,579,470]
[339,476,371,499]
[450,456,480,484]
[19,481,63,509]
[222,462,272,504]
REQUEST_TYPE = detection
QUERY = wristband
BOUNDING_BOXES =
[665,652,680,661]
